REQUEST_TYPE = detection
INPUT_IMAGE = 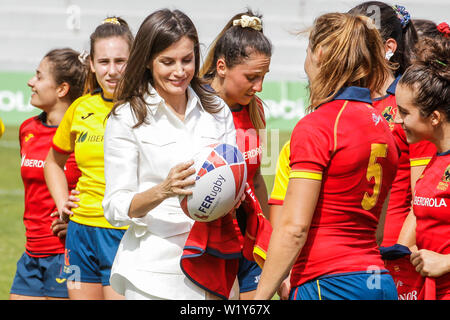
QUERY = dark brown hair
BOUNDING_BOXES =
[200,9,272,130]
[84,16,134,95]
[399,37,450,120]
[348,1,418,76]
[44,48,86,103]
[113,9,221,128]
[413,19,441,39]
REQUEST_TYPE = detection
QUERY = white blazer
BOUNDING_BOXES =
[103,84,237,299]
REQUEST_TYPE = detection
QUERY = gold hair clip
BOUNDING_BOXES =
[102,17,120,25]
[233,15,262,31]
[78,50,89,64]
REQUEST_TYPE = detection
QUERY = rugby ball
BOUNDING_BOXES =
[180,143,247,222]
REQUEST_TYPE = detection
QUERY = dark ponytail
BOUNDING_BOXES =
[200,9,272,130]
[348,1,418,76]
[400,37,450,119]
[44,48,86,103]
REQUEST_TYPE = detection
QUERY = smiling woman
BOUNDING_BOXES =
[9,48,85,300]
[102,9,241,300]
[150,36,195,119]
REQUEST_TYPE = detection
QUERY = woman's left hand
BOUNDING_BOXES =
[410,249,450,278]
[50,211,68,239]
[230,183,248,218]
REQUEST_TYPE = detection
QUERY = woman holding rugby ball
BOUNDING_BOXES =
[102,9,239,300]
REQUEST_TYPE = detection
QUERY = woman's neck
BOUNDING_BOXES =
[434,121,450,153]
[372,73,396,99]
[45,101,70,126]
[210,77,238,109]
[161,91,188,121]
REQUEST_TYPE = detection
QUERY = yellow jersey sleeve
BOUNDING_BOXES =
[268,141,291,205]
[0,117,4,138]
[52,97,81,153]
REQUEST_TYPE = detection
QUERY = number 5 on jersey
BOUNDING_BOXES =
[362,143,388,210]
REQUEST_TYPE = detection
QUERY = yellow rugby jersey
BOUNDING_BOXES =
[52,92,127,229]
[268,141,291,205]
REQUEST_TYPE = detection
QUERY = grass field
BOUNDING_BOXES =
[0,124,290,300]
[0,125,26,300]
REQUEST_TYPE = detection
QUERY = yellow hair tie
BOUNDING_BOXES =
[102,17,120,25]
[233,15,262,31]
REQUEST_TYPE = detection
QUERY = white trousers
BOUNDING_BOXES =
[123,278,239,300]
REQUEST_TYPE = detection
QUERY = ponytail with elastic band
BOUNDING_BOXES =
[102,17,121,25]
[232,15,262,31]
[437,22,450,38]
[78,50,89,64]
[392,4,411,29]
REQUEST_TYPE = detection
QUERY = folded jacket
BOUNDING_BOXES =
[180,185,273,299]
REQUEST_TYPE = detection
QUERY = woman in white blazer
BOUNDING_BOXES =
[102,9,238,300]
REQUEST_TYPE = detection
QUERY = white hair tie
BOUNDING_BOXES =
[78,51,89,64]
[233,15,262,31]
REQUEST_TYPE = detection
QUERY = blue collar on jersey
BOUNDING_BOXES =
[92,88,113,102]
[331,86,372,104]
[37,112,58,128]
[437,149,450,156]
[386,75,402,95]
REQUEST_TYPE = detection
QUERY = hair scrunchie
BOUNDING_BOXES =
[102,17,121,25]
[233,15,262,31]
[78,51,89,64]
[437,22,450,38]
[392,5,411,28]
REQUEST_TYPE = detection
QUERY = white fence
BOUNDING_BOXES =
[1,0,448,81]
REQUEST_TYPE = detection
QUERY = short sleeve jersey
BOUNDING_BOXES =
[372,76,436,246]
[52,92,126,229]
[413,151,450,297]
[268,141,290,205]
[288,87,399,287]
[231,97,265,191]
[20,113,81,256]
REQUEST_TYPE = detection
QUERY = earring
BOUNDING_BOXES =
[385,51,394,61]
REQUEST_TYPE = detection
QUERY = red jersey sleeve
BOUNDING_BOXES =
[410,140,436,167]
[289,117,332,180]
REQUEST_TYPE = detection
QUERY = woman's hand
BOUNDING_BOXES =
[50,211,68,239]
[59,189,80,222]
[277,274,291,300]
[160,160,196,199]
[128,160,197,219]
[410,249,450,278]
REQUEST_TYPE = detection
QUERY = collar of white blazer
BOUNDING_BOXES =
[145,84,204,117]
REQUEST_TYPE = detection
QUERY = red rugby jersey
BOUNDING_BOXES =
[231,98,265,191]
[289,87,399,287]
[414,151,450,299]
[373,77,436,246]
[19,113,81,257]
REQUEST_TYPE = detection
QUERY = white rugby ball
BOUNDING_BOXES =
[180,143,247,222]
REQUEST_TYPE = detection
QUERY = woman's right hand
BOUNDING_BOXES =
[160,160,196,199]
[59,189,80,222]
